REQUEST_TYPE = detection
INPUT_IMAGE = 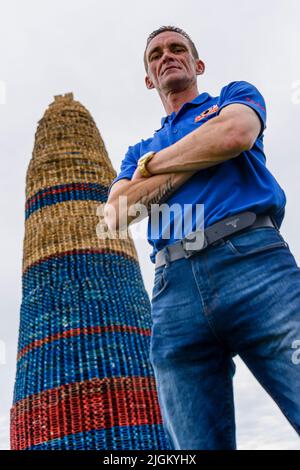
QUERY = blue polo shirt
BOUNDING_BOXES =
[108,80,286,264]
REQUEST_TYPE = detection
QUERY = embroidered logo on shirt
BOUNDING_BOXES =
[194,104,219,122]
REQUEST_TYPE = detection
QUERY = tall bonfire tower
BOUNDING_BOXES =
[10,93,170,450]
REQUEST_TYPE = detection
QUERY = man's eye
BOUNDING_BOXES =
[150,54,159,61]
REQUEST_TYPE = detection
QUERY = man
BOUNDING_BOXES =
[105,26,300,449]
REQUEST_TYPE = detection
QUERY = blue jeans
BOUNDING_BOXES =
[150,226,300,450]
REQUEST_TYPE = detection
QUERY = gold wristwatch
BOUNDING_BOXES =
[138,151,156,177]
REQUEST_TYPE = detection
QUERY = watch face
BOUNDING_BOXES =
[138,151,154,177]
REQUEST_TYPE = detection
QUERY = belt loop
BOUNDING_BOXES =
[270,214,279,231]
[164,246,170,268]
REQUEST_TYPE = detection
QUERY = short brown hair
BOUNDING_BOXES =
[144,25,199,72]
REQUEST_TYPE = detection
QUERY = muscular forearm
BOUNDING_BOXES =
[130,170,194,213]
[147,115,247,174]
[107,170,195,231]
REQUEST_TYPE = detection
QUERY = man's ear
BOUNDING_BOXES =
[195,59,205,76]
[145,75,155,90]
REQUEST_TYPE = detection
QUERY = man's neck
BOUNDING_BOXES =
[160,86,200,115]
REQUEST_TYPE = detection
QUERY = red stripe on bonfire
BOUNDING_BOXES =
[10,376,163,450]
[18,324,151,360]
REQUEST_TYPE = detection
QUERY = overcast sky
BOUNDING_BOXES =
[0,0,299,450]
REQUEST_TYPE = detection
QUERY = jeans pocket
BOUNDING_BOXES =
[152,265,168,300]
[225,227,289,257]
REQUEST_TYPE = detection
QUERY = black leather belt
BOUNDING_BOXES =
[155,211,277,269]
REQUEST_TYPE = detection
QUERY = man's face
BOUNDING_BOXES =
[145,31,204,94]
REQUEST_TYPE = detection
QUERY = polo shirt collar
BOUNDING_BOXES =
[160,92,210,127]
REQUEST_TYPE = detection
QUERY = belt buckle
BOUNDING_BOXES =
[181,230,207,258]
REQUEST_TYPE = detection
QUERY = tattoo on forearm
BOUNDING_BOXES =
[138,176,175,213]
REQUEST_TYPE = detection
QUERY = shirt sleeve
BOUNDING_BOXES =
[107,144,139,196]
[216,80,267,139]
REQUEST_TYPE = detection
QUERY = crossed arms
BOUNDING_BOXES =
[104,103,261,231]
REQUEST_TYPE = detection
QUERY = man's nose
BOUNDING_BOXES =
[161,50,175,63]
